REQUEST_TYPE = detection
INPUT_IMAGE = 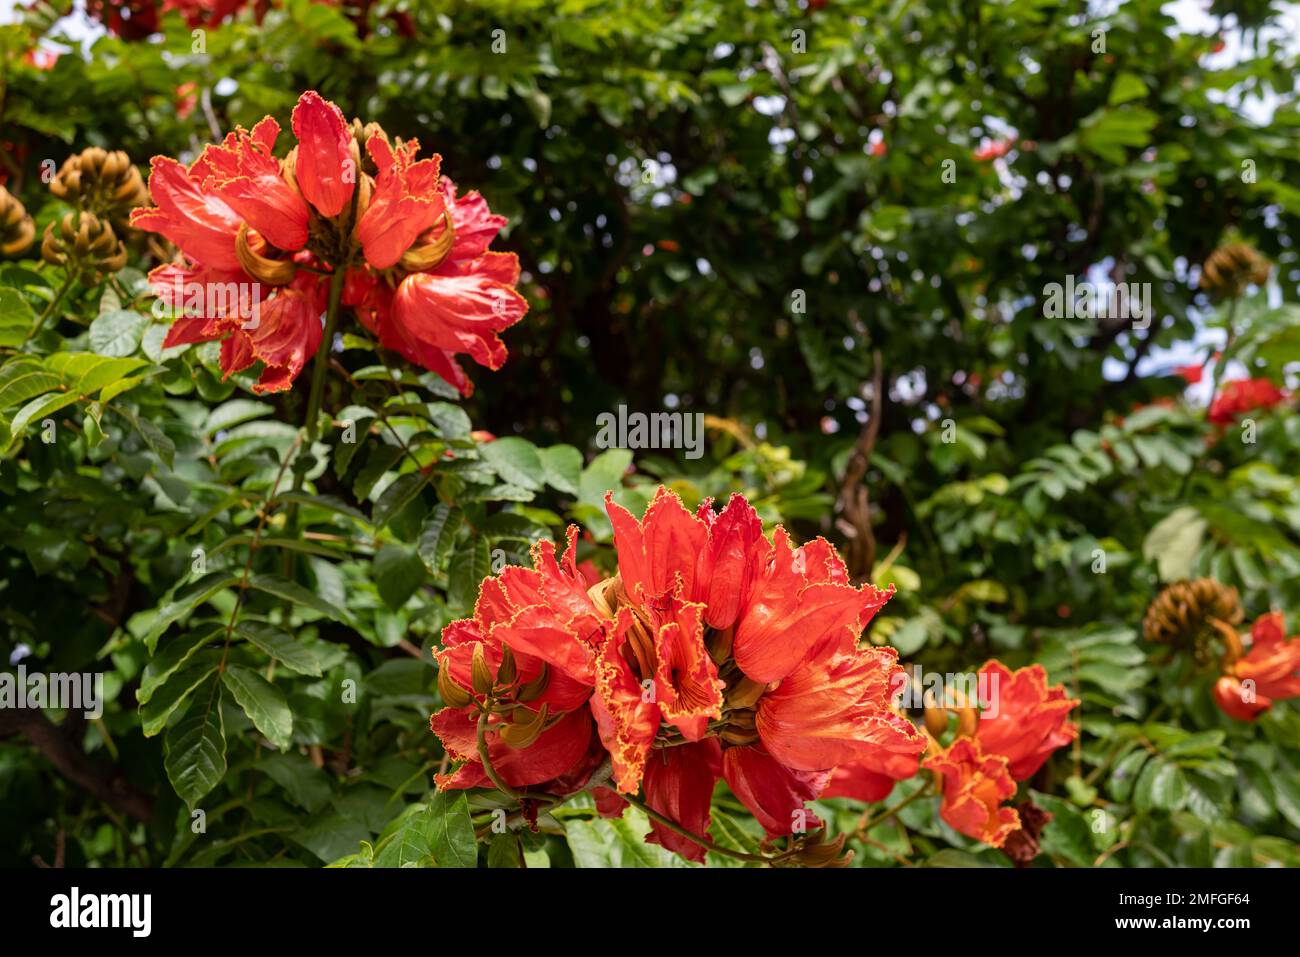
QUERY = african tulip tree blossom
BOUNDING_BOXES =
[974,660,1078,781]
[427,486,926,863]
[922,660,1077,848]
[130,90,526,394]
[1214,612,1300,721]
[1208,377,1287,424]
[924,738,1020,847]
[587,488,924,853]
[429,529,600,792]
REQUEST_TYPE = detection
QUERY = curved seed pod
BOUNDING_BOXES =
[470,643,494,696]
[397,211,456,272]
[437,663,473,709]
[236,223,296,286]
[0,186,35,256]
[498,703,548,749]
[516,662,549,702]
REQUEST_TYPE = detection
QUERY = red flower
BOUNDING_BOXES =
[586,488,924,848]
[430,528,601,792]
[974,660,1078,780]
[973,139,1014,162]
[1215,612,1300,721]
[923,738,1020,847]
[132,90,527,394]
[346,175,528,396]
[1175,363,1204,385]
[426,488,929,861]
[1208,377,1287,424]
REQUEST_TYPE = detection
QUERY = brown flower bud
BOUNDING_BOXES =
[497,645,518,686]
[0,186,35,256]
[1201,243,1271,299]
[437,662,473,708]
[235,223,296,286]
[41,210,126,275]
[49,147,148,222]
[471,643,495,696]
[498,704,548,749]
[1143,578,1243,665]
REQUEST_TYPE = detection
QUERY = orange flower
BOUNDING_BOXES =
[974,660,1078,780]
[430,528,600,792]
[587,487,924,848]
[132,90,526,394]
[1208,377,1287,424]
[1215,612,1300,721]
[924,738,1020,847]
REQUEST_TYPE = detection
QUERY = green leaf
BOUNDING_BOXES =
[139,624,224,705]
[2,390,79,451]
[139,653,221,736]
[89,309,149,357]
[114,407,176,468]
[0,356,60,412]
[259,753,332,812]
[164,694,227,809]
[1107,749,1149,803]
[481,436,544,491]
[222,665,293,750]
[0,288,37,346]
[427,790,477,867]
[538,444,582,494]
[447,538,491,611]
[142,572,240,652]
[1142,507,1206,582]
[487,832,522,868]
[248,574,347,622]
[373,472,427,528]
[418,503,462,573]
[236,621,323,676]
[565,807,691,868]
[373,544,426,609]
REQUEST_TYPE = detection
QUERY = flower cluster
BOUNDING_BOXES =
[1213,612,1300,721]
[431,486,933,863]
[130,90,527,394]
[1208,377,1288,425]
[922,661,1078,849]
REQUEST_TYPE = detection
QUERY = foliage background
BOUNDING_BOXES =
[1,0,1299,867]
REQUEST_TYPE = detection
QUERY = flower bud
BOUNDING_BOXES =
[41,210,126,275]
[0,186,35,256]
[397,212,455,272]
[437,662,472,709]
[498,704,548,749]
[497,645,518,686]
[516,662,549,702]
[235,223,296,285]
[471,643,494,696]
[49,147,148,222]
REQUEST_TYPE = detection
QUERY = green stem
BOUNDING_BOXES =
[281,265,348,589]
[303,266,349,444]
[24,271,77,345]
[476,710,523,800]
[619,793,798,865]
[857,779,934,834]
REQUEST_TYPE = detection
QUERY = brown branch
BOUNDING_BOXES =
[836,350,885,582]
[0,709,154,823]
